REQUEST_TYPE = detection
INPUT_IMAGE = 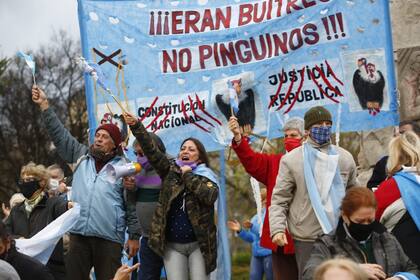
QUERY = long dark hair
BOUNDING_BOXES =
[180,137,210,166]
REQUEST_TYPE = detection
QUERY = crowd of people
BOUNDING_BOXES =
[0,84,419,280]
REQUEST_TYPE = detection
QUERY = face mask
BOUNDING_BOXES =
[284,138,301,152]
[175,159,197,170]
[18,180,40,199]
[137,155,151,170]
[49,179,59,190]
[348,220,377,241]
[310,126,331,145]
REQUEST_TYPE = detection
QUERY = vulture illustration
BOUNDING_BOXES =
[216,79,256,131]
[352,57,385,115]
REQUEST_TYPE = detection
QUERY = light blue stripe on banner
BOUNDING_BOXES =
[217,150,231,279]
[77,0,97,142]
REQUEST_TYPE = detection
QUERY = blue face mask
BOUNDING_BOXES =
[310,126,331,145]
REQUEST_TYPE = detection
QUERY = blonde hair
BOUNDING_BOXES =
[314,258,368,280]
[387,131,420,176]
[20,162,50,187]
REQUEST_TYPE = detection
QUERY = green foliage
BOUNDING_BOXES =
[232,251,252,266]
[232,252,251,280]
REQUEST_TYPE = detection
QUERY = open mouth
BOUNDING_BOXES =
[181,156,190,161]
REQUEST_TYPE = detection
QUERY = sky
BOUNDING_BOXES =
[0,0,80,57]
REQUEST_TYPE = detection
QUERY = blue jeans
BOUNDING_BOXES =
[138,237,164,280]
[250,255,273,280]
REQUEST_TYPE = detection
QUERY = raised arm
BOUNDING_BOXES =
[228,116,280,186]
[32,86,88,163]
[123,112,170,178]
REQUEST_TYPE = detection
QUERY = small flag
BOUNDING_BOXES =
[17,51,36,75]
[78,57,109,91]
[227,80,239,114]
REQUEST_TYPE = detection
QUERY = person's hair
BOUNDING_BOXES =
[20,162,50,187]
[283,117,304,136]
[387,131,420,176]
[180,138,210,166]
[341,187,377,217]
[47,164,64,179]
[314,258,368,280]
[399,120,420,135]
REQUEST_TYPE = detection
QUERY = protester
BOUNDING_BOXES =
[228,188,273,280]
[31,86,140,280]
[123,138,166,280]
[46,164,68,197]
[228,116,303,279]
[375,131,420,267]
[124,112,219,280]
[313,258,368,280]
[270,106,358,279]
[303,187,420,280]
[367,121,420,189]
[2,194,25,222]
[0,221,54,280]
[5,162,71,280]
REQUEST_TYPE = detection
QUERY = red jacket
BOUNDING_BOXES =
[374,177,401,221]
[232,137,294,254]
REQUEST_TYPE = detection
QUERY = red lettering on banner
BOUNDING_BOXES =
[171,11,183,34]
[185,11,200,33]
[235,40,252,63]
[160,13,342,73]
[238,4,253,26]
[215,7,231,29]
[199,45,212,69]
[200,9,215,32]
[151,0,331,35]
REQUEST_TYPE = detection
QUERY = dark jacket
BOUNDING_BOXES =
[5,195,67,273]
[303,219,420,280]
[367,156,388,189]
[5,243,54,280]
[130,122,219,274]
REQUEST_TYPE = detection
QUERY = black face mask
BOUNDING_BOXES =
[348,220,378,241]
[18,180,40,199]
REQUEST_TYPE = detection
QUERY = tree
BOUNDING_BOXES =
[0,31,87,202]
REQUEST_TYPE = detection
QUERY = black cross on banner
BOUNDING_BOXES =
[93,48,121,67]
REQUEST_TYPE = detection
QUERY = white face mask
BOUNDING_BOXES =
[49,179,59,190]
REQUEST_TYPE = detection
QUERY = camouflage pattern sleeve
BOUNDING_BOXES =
[125,189,141,240]
[129,121,170,178]
[183,172,219,206]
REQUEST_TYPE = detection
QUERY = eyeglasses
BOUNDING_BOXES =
[18,177,38,184]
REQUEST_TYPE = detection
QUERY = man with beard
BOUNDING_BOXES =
[31,86,140,280]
